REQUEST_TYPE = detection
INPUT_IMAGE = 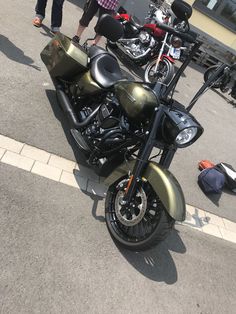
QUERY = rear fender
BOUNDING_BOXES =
[104,160,186,221]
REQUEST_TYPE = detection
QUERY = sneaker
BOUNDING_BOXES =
[72,35,80,46]
[33,16,42,27]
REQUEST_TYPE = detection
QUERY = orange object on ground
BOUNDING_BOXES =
[198,160,215,170]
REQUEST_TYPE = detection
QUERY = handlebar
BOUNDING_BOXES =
[154,21,198,43]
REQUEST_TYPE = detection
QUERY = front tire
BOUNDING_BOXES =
[144,58,175,84]
[105,176,175,251]
[203,65,224,89]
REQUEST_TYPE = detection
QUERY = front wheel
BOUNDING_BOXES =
[105,176,175,251]
[203,65,224,89]
[144,58,175,84]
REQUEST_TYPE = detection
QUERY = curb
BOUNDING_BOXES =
[0,134,235,244]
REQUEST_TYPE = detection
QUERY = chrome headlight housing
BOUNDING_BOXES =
[161,103,204,148]
[170,35,182,48]
[175,127,198,146]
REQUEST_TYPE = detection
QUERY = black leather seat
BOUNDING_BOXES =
[89,45,108,59]
[89,46,123,89]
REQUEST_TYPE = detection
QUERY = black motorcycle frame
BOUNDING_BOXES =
[120,40,204,205]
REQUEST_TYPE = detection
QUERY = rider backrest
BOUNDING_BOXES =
[95,14,124,42]
[171,0,192,21]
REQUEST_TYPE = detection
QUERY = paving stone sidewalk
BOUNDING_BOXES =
[0,133,235,244]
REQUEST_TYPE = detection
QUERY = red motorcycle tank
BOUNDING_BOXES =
[143,23,166,39]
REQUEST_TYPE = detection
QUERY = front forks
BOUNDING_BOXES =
[122,105,165,204]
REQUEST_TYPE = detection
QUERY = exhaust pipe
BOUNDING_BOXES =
[116,42,151,60]
[56,87,99,129]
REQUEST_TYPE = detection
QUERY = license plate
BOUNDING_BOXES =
[170,47,181,59]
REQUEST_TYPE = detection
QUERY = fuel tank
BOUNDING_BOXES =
[114,81,158,121]
[40,33,88,80]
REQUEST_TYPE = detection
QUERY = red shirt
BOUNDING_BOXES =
[97,0,119,10]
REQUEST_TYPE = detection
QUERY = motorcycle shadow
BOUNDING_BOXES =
[80,190,105,223]
[45,89,88,167]
[116,228,186,284]
[46,89,109,219]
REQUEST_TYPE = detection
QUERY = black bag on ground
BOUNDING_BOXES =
[215,163,236,193]
[198,168,225,194]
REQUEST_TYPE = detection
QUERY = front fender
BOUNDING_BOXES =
[161,54,175,63]
[104,160,186,221]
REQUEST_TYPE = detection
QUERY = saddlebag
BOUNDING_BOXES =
[40,33,88,80]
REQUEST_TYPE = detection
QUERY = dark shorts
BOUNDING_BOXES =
[79,0,114,28]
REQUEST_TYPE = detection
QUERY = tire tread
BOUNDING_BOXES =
[105,187,175,251]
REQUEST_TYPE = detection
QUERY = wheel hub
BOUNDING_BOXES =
[115,180,147,227]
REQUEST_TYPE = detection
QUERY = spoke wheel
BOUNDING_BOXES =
[203,65,224,89]
[144,59,174,84]
[105,176,175,251]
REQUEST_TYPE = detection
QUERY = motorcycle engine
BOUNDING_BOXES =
[80,94,130,150]
[118,32,155,59]
[139,31,151,44]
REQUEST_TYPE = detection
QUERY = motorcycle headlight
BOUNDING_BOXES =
[161,103,204,148]
[175,127,198,146]
[170,35,182,48]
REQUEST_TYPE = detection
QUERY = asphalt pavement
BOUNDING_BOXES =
[0,2,236,313]
[0,162,236,314]
[0,0,235,222]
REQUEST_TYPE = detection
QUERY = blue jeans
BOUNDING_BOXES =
[35,0,65,28]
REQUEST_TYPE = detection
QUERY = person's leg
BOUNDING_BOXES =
[35,0,48,20]
[73,0,99,43]
[94,7,114,45]
[33,0,48,27]
[51,0,65,32]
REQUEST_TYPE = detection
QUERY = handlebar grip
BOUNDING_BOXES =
[155,21,197,43]
[179,31,197,43]
[154,21,175,33]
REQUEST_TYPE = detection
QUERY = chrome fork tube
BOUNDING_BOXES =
[154,32,169,72]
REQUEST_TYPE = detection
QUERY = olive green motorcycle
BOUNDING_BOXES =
[41,6,204,250]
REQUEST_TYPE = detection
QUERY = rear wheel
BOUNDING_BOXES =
[105,176,175,251]
[144,58,175,84]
